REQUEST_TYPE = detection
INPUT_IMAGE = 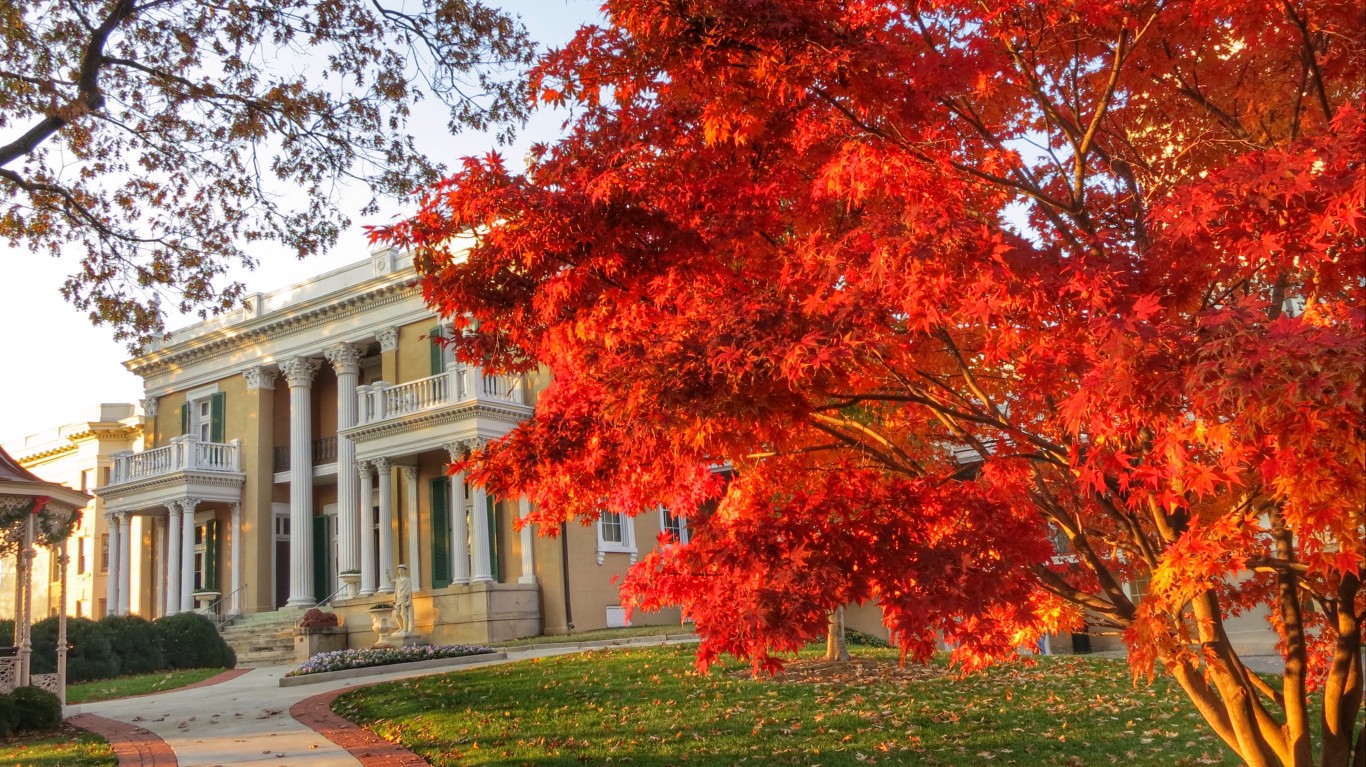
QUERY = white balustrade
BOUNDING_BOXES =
[108,438,241,485]
[354,368,526,425]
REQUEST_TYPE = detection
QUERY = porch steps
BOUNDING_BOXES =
[220,609,305,668]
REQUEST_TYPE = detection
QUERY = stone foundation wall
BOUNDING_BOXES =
[331,582,541,648]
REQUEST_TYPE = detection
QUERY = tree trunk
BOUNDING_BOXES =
[824,605,850,663]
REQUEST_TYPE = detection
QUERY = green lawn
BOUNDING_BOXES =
[65,667,228,704]
[0,729,114,767]
[335,645,1239,766]
[491,624,695,648]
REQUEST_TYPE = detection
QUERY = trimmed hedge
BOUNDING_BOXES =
[30,617,119,683]
[2,612,233,686]
[153,612,236,670]
[11,686,61,731]
[101,615,166,675]
[0,692,16,737]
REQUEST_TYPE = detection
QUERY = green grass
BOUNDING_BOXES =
[0,729,114,766]
[491,624,695,648]
[336,645,1239,766]
[65,667,227,704]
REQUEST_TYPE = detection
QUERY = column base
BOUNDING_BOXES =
[519,575,537,585]
[285,597,316,609]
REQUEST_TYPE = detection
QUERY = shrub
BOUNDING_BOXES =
[29,617,119,682]
[11,687,61,731]
[153,612,236,669]
[0,693,16,737]
[298,609,339,629]
[845,629,891,649]
[0,619,12,646]
[101,615,166,675]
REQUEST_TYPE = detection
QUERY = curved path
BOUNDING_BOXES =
[68,639,694,767]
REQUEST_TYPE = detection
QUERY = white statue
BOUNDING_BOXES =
[393,564,414,637]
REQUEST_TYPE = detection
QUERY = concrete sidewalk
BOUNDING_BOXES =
[70,640,693,767]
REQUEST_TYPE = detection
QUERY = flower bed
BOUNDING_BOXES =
[285,644,495,677]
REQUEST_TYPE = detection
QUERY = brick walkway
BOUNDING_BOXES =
[68,713,178,767]
[290,689,430,766]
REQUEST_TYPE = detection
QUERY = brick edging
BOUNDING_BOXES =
[68,713,178,767]
[290,688,431,766]
[177,667,253,692]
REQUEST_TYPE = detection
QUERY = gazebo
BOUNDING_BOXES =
[0,443,88,703]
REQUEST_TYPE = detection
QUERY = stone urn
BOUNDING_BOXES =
[368,604,397,647]
[339,571,361,599]
[194,591,220,613]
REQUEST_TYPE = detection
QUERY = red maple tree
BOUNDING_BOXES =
[374,2,1365,765]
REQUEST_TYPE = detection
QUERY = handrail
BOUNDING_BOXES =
[314,584,346,608]
[203,583,248,632]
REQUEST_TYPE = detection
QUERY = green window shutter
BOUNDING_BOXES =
[210,392,226,443]
[180,403,190,436]
[430,478,451,588]
[487,495,500,582]
[204,519,219,592]
[429,326,445,375]
[313,516,330,603]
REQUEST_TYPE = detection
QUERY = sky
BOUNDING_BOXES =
[0,0,600,447]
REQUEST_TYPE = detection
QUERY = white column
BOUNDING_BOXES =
[230,503,242,615]
[281,356,321,608]
[158,517,169,617]
[401,465,422,592]
[358,460,376,596]
[166,505,182,614]
[518,496,536,584]
[445,443,470,585]
[179,498,197,613]
[326,343,362,587]
[117,513,133,615]
[375,457,395,593]
[471,484,493,583]
[104,511,122,616]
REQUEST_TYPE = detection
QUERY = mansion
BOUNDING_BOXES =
[10,248,689,646]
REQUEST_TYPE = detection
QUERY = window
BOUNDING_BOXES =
[100,534,110,572]
[1128,574,1151,605]
[77,539,88,575]
[180,387,225,442]
[659,506,689,544]
[595,511,637,565]
[97,598,108,619]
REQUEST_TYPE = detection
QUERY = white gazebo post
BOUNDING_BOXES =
[358,460,376,596]
[56,539,69,705]
[375,458,394,593]
[518,496,536,584]
[229,502,243,615]
[282,356,321,607]
[401,466,422,592]
[17,515,34,686]
[444,442,470,584]
[179,498,197,613]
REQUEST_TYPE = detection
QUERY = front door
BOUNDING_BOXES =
[273,505,289,609]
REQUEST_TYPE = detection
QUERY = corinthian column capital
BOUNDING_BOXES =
[280,357,322,389]
[324,343,363,375]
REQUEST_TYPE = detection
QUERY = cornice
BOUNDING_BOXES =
[95,471,246,503]
[14,423,143,465]
[339,401,532,443]
[127,276,423,380]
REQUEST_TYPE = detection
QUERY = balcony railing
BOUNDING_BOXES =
[109,437,241,485]
[357,367,525,426]
[273,436,338,473]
